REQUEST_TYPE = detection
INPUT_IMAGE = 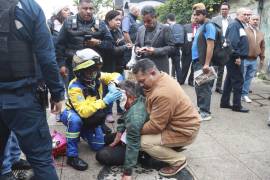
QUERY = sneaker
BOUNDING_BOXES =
[242,96,252,103]
[159,160,187,177]
[200,112,212,122]
[105,114,114,123]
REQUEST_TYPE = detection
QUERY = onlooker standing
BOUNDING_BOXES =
[135,6,175,74]
[180,15,198,86]
[166,13,184,84]
[192,3,216,121]
[242,14,265,103]
[122,6,140,44]
[211,2,233,94]
[47,4,71,44]
[220,8,250,113]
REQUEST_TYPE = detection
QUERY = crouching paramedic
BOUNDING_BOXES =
[60,48,123,171]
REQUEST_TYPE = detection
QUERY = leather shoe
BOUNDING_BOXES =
[232,106,249,113]
[67,157,88,171]
[215,88,223,94]
[220,104,232,109]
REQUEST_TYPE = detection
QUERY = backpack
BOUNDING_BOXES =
[170,23,184,46]
[203,22,233,66]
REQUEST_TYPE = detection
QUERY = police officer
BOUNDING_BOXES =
[0,0,65,180]
[60,48,123,171]
[56,0,113,85]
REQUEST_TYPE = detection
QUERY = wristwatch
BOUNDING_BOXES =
[123,168,132,176]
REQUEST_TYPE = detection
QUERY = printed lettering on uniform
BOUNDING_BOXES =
[77,95,84,102]
[239,28,246,37]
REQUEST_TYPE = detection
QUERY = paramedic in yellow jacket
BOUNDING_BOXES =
[60,48,123,171]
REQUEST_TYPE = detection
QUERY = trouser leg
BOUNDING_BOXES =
[1,132,21,175]
[216,65,224,90]
[60,109,82,157]
[96,145,125,166]
[2,92,58,180]
[180,54,192,84]
[194,62,213,113]
[140,134,186,166]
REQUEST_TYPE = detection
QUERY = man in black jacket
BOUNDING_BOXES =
[220,8,250,113]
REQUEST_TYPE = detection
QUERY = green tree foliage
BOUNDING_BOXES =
[73,0,113,12]
[156,0,223,24]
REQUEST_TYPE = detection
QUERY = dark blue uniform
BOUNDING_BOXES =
[0,0,65,179]
[221,18,249,108]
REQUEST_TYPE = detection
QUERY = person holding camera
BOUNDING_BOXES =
[134,6,175,74]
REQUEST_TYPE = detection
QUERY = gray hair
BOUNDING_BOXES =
[119,80,142,97]
[141,5,156,17]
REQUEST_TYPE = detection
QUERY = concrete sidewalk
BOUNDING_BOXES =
[48,78,270,180]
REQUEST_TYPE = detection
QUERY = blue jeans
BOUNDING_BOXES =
[1,132,21,175]
[242,59,257,96]
[194,62,214,114]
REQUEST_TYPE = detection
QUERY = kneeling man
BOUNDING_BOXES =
[133,59,200,177]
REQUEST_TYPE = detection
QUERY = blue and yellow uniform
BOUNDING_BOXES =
[61,72,122,157]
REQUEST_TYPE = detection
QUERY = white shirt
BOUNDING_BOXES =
[221,18,229,37]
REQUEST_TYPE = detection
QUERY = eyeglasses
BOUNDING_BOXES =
[243,13,251,16]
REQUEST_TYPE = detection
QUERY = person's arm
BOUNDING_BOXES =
[68,87,107,118]
[97,21,114,50]
[24,0,64,102]
[150,26,176,56]
[122,16,132,44]
[141,95,172,134]
[226,23,241,59]
[203,23,216,73]
[123,103,148,175]
[100,72,124,85]
[259,36,265,67]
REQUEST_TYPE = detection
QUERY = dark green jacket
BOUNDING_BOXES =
[117,95,148,171]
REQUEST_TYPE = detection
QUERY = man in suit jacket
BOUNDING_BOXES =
[211,2,233,94]
[135,6,175,74]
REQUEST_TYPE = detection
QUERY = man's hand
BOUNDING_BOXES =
[202,64,210,74]
[235,58,241,66]
[144,47,155,55]
[50,100,62,114]
[60,66,68,78]
[121,175,132,180]
[109,132,122,147]
[84,38,101,47]
[126,43,133,49]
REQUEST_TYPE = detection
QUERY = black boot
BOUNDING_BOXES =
[0,172,17,180]
[12,159,31,170]
[67,157,88,171]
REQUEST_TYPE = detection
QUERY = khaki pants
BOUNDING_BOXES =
[141,134,195,166]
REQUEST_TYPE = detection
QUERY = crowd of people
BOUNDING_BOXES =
[0,0,267,180]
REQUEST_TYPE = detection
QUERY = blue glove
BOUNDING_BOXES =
[108,83,117,93]
[103,90,122,105]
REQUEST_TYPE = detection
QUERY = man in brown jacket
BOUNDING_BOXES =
[242,14,265,103]
[132,59,200,177]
